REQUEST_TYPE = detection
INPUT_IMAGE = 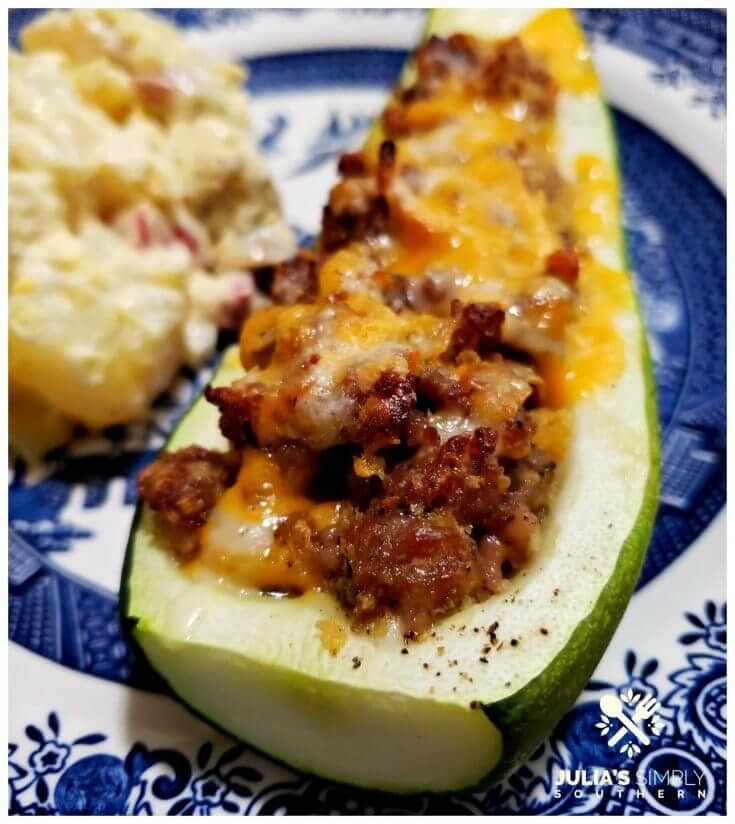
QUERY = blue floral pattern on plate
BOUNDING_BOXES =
[8,601,725,815]
[8,8,725,816]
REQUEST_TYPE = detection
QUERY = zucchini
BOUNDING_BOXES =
[121,8,659,792]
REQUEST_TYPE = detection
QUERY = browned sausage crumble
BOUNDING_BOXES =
[138,446,240,557]
[138,31,581,637]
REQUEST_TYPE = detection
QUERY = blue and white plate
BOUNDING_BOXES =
[8,9,725,816]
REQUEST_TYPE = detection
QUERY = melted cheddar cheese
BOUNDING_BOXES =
[194,16,632,616]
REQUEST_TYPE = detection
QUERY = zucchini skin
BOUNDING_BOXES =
[119,8,661,792]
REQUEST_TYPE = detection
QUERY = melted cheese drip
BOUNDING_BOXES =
[573,154,620,253]
[200,449,337,591]
[540,255,631,407]
[520,9,599,95]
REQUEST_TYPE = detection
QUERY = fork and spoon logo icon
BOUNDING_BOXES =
[597,690,664,756]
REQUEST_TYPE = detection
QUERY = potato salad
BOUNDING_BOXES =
[9,9,295,460]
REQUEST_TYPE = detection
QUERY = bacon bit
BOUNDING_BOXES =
[545,248,579,285]
[136,213,151,247]
[113,204,174,249]
[134,74,176,107]
[172,224,200,257]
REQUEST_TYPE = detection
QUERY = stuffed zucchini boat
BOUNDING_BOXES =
[121,8,659,793]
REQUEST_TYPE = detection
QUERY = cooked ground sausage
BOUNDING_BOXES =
[139,26,568,635]
[417,366,471,413]
[447,301,506,359]
[337,150,368,177]
[271,251,319,305]
[321,190,390,253]
[267,422,551,634]
[204,381,263,446]
[138,446,240,554]
[482,37,556,116]
[395,35,478,110]
[386,35,554,138]
[333,508,490,635]
[345,371,419,449]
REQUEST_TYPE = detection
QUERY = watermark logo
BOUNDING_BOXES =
[553,690,713,811]
[596,688,665,757]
